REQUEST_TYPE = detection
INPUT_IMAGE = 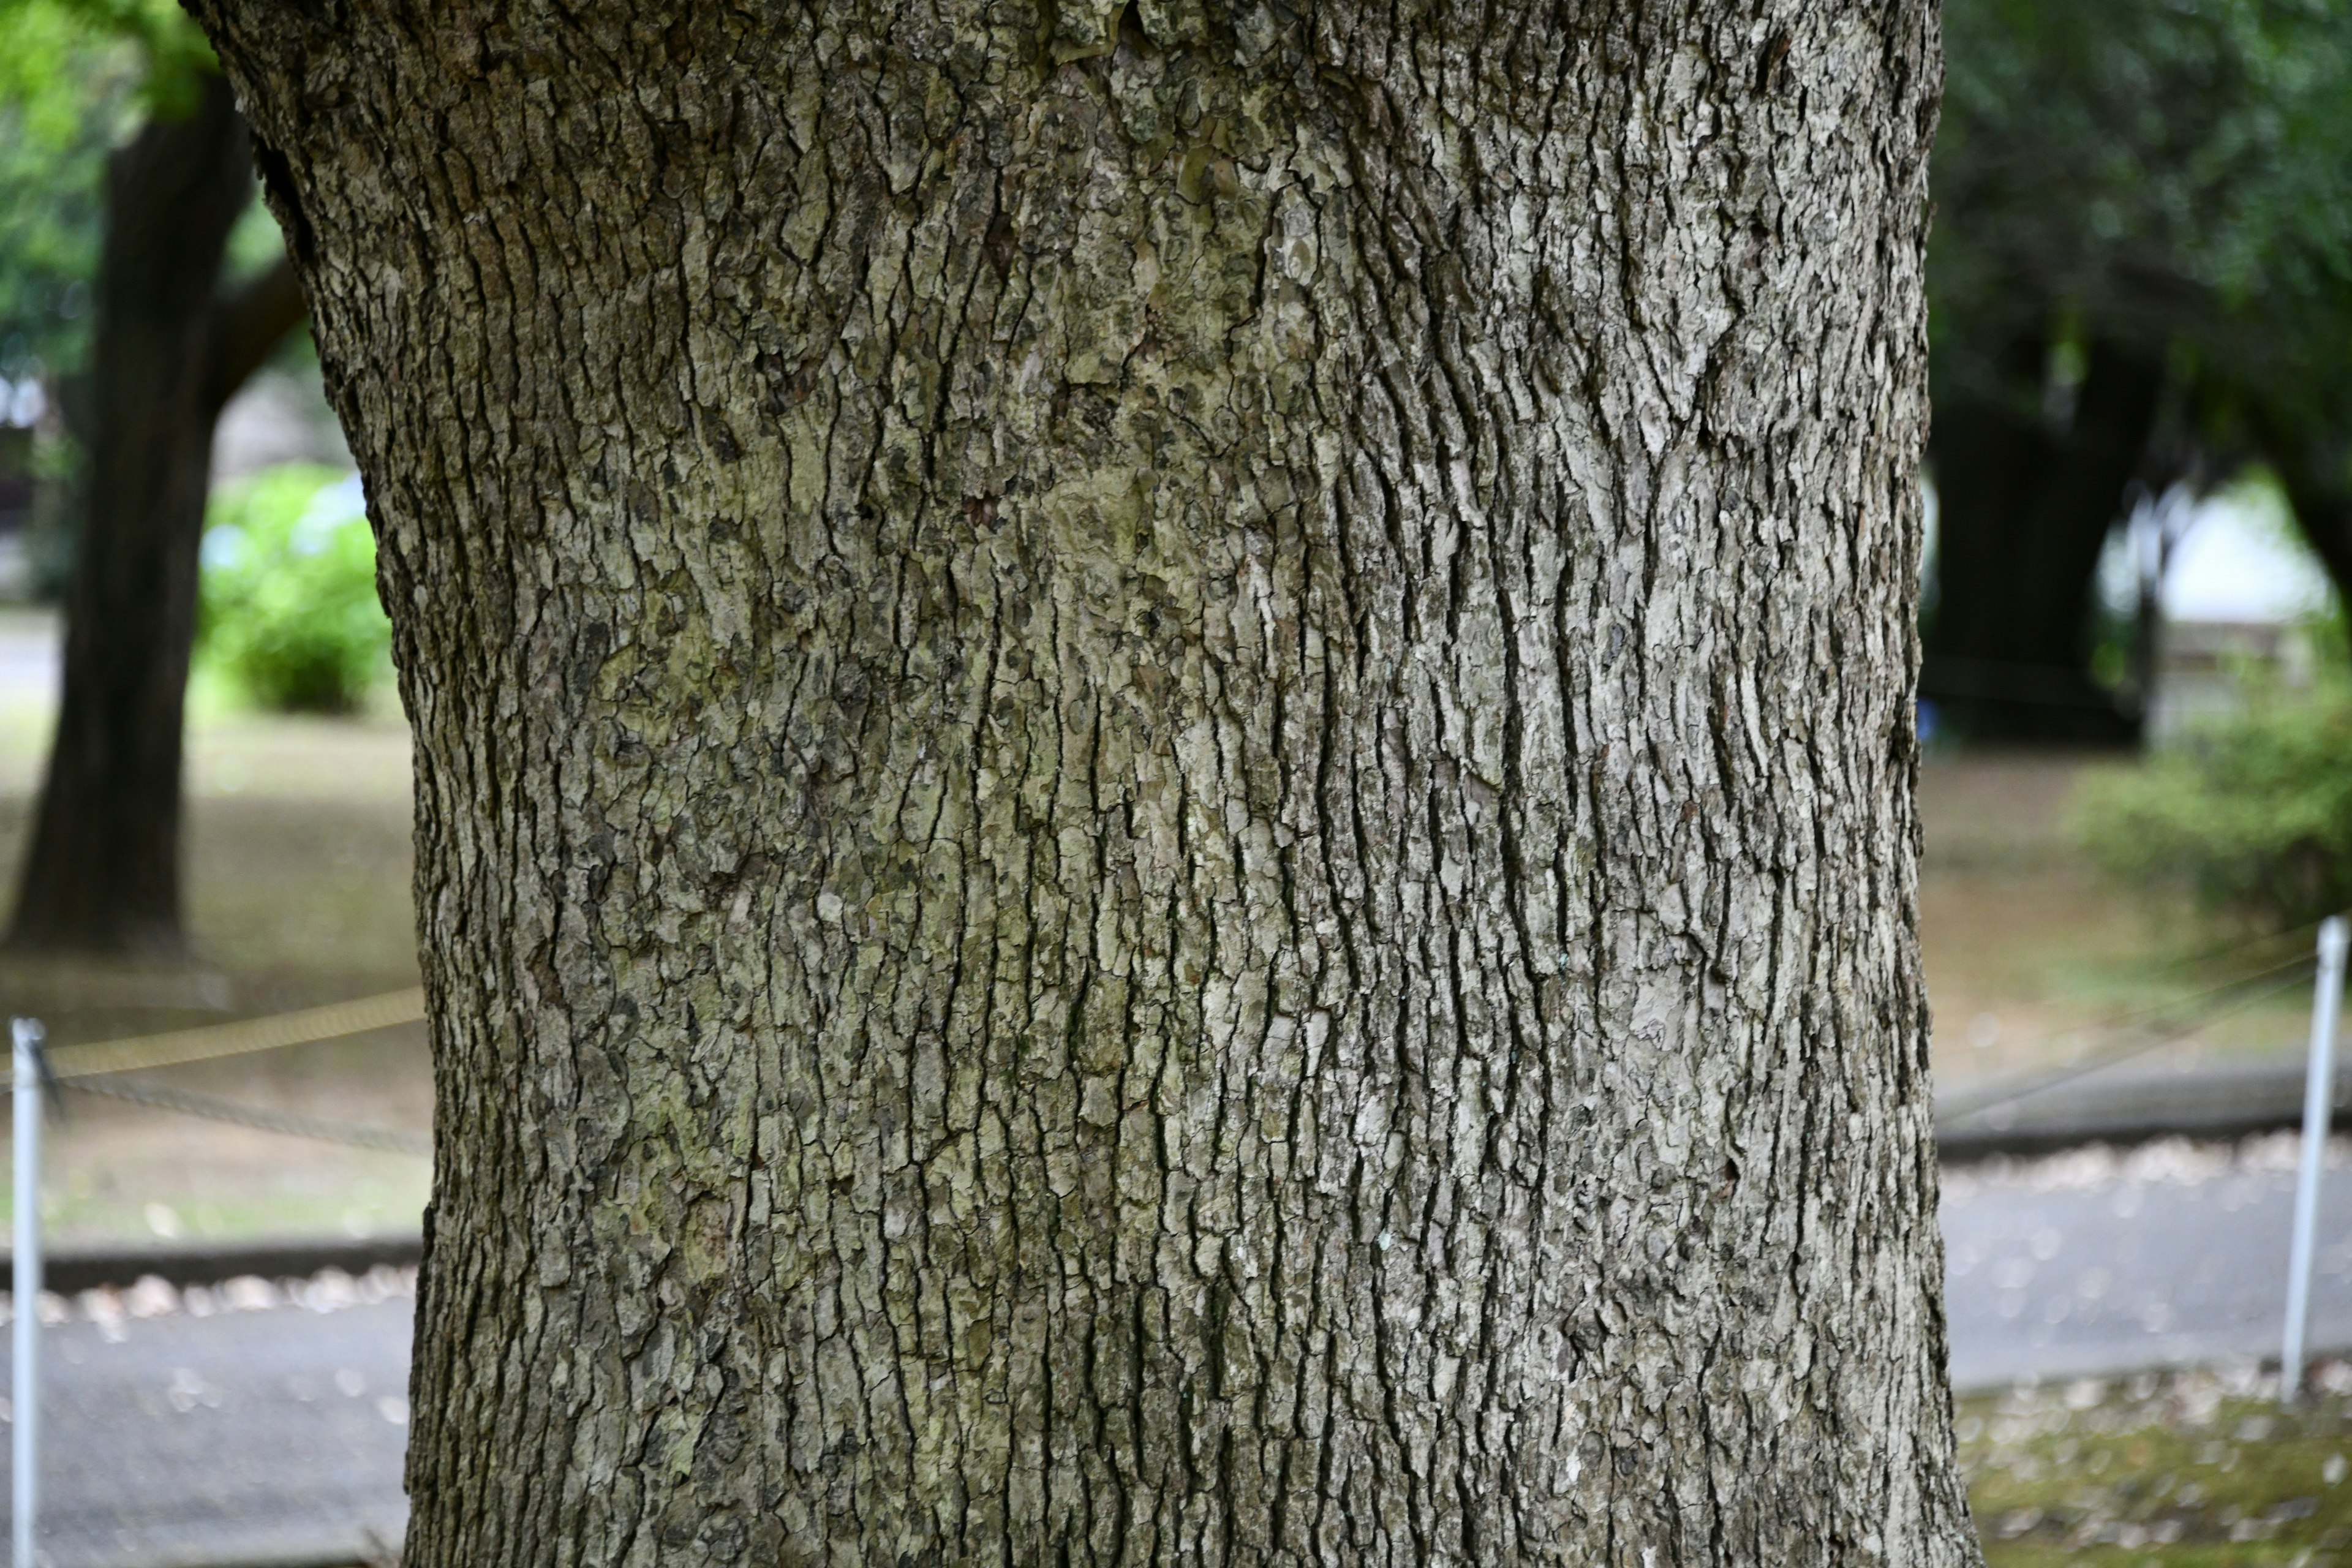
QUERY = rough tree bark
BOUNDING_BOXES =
[7,70,305,956]
[1921,336,2159,744]
[193,1,1970,1562]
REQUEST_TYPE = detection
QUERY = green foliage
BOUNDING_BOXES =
[1934,0,2352,446]
[0,0,212,113]
[0,0,230,388]
[198,464,390,714]
[2075,629,2352,926]
[0,0,227,382]
[0,3,135,379]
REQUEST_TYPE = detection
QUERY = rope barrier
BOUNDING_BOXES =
[61,1074,432,1158]
[1948,948,2321,1077]
[44,986,425,1081]
[1942,956,2322,1122]
[6,986,435,1158]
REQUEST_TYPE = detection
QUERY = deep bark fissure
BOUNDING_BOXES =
[190,1,1972,1562]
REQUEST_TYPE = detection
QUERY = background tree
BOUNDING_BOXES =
[0,0,306,955]
[1926,0,2352,741]
[190,1,1973,1563]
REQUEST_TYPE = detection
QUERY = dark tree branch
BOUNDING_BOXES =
[2271,460,2352,613]
[2244,399,2352,613]
[205,254,306,412]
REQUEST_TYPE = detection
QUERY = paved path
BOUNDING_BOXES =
[4,1296,409,1567]
[1942,1136,2352,1390]
[7,1140,2352,1565]
[0,608,59,705]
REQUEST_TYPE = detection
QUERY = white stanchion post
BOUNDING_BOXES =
[2284,916,2350,1404]
[10,1017,40,1568]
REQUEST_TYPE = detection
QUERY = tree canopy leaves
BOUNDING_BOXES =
[0,0,219,380]
[1934,0,2352,484]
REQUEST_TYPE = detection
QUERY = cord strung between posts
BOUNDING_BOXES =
[61,1073,432,1158]
[19,987,434,1156]
[43,987,426,1081]
[1954,948,2321,1074]
[1941,957,2322,1122]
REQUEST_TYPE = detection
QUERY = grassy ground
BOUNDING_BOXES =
[1962,1366,2352,1566]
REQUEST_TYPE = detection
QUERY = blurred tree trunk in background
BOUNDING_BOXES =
[7,70,303,956]
[194,2,1978,1563]
[1922,337,2160,744]
[2252,407,2352,615]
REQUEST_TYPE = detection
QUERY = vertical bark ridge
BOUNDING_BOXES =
[190,1,1969,1562]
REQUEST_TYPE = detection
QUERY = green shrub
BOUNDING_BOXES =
[2075,644,2352,927]
[198,463,390,713]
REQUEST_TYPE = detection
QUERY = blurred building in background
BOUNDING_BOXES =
[209,366,351,486]
[0,374,47,598]
[2100,484,2341,745]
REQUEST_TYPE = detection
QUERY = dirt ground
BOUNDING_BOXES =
[1920,753,2318,1090]
[0,603,2321,1245]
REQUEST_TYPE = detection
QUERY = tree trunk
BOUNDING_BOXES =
[194,4,1970,1562]
[2247,404,2352,617]
[2275,473,2352,618]
[7,72,305,956]
[1922,336,2160,744]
